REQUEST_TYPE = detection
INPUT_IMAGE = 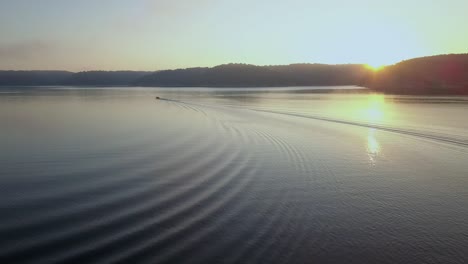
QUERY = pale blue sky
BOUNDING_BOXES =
[1,0,467,71]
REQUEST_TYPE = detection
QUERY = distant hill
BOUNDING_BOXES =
[267,64,370,86]
[0,71,73,85]
[366,54,468,94]
[63,71,151,86]
[135,63,369,87]
[1,54,468,95]
[0,70,151,86]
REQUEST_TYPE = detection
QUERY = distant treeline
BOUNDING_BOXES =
[0,65,368,87]
[0,71,150,86]
[365,54,468,95]
[1,54,468,94]
[136,64,369,87]
[0,71,73,86]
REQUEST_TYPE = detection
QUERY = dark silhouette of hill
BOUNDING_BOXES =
[366,54,468,94]
[1,54,468,94]
[0,71,73,85]
[267,64,370,86]
[135,63,369,87]
[0,70,150,86]
[63,71,151,86]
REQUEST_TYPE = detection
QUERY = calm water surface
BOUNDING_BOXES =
[1,86,468,264]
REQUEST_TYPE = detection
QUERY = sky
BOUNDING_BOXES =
[0,0,467,71]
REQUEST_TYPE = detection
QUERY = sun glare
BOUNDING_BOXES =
[365,64,386,72]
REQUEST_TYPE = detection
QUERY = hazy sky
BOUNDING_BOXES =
[1,0,467,71]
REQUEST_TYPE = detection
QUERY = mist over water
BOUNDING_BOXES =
[1,86,468,264]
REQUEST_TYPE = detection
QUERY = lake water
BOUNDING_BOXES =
[1,86,468,264]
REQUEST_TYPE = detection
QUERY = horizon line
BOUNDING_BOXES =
[1,53,467,72]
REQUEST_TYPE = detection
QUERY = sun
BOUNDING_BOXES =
[365,63,386,72]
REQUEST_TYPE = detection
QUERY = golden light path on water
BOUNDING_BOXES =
[363,94,386,123]
[361,94,386,164]
[324,93,391,126]
[367,129,381,165]
[308,93,388,164]
[259,92,391,165]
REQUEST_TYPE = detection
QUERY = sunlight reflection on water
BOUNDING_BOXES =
[367,128,380,165]
[365,94,385,122]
